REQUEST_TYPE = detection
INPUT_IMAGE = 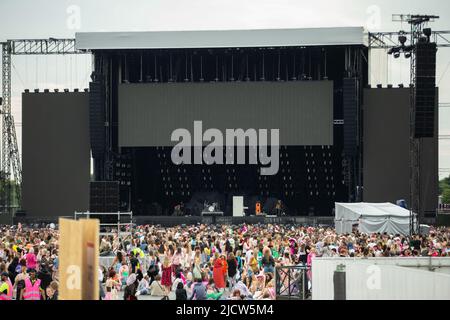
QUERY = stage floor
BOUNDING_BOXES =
[12,215,335,227]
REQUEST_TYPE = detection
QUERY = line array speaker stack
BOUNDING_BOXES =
[343,78,358,156]
[89,181,119,213]
[414,42,437,138]
[89,81,106,158]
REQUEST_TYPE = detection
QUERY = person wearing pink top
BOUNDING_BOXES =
[171,247,183,275]
[306,247,316,283]
[26,247,38,271]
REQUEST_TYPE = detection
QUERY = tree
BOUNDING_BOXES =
[443,189,450,204]
[439,175,450,195]
[0,172,20,208]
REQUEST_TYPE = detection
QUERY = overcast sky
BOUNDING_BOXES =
[1,0,449,179]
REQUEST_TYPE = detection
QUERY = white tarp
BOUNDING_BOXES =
[335,202,413,235]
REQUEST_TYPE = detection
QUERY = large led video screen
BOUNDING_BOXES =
[118,81,334,147]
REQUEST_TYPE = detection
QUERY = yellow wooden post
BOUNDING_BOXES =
[59,218,99,300]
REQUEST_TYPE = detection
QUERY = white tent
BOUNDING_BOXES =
[335,202,415,235]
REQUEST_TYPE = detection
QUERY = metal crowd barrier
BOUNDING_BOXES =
[275,265,309,300]
[74,211,133,238]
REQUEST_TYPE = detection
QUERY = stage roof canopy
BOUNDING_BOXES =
[75,27,365,50]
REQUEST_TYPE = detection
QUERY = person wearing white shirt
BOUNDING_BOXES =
[136,275,150,296]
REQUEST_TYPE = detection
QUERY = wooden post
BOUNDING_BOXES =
[59,218,99,300]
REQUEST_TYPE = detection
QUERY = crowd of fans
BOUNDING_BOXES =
[1,222,449,300]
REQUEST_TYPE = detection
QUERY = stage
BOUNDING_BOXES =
[12,215,335,227]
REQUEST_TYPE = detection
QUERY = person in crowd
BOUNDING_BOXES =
[189,278,207,300]
[146,254,159,285]
[99,266,105,300]
[261,247,275,274]
[175,281,187,300]
[20,269,45,300]
[171,247,183,275]
[0,272,13,300]
[234,278,251,299]
[206,278,224,300]
[161,256,172,295]
[227,252,238,289]
[129,252,140,274]
[136,274,150,296]
[148,274,166,297]
[46,281,58,300]
[37,263,53,299]
[171,271,184,292]
[229,289,243,300]
[104,270,120,300]
[123,273,138,300]
[213,253,226,291]
[25,247,38,271]
[14,261,27,300]
[99,237,113,256]
[119,260,129,289]
[7,257,19,283]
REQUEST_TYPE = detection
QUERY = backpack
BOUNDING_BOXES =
[237,256,243,271]
[147,261,159,276]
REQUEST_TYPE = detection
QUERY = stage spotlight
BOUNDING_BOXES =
[398,83,404,88]
[34,89,39,93]
[423,28,432,37]
[54,89,59,92]
[64,88,69,93]
[398,34,407,45]
[404,51,412,59]
[393,51,401,59]
[44,89,49,93]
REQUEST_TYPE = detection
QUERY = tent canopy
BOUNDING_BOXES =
[335,202,413,235]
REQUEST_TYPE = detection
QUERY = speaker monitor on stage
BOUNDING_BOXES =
[255,201,262,215]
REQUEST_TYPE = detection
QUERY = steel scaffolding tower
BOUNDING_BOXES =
[0,38,83,216]
[369,15,443,235]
